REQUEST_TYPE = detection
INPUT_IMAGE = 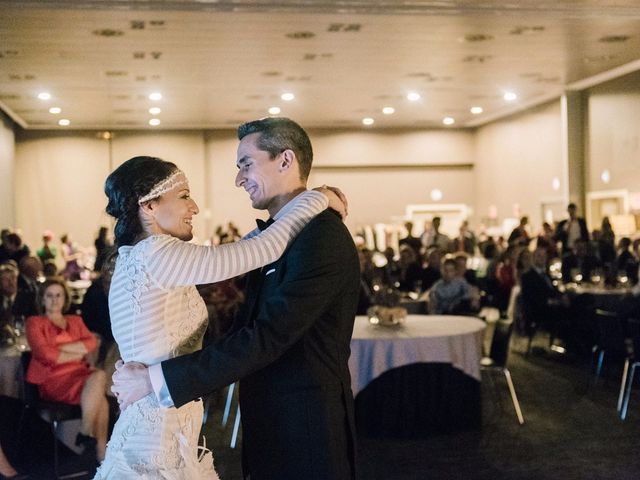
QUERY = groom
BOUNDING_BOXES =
[112,117,360,479]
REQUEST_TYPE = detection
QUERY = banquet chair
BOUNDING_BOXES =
[18,351,89,479]
[619,319,640,420]
[221,382,241,448]
[481,319,525,425]
[590,309,626,388]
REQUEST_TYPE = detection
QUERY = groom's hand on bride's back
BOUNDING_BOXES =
[111,359,153,411]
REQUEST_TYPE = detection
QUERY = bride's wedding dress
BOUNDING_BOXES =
[93,190,328,479]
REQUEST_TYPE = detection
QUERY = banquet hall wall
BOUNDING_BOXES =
[5,68,640,251]
[0,111,15,229]
[586,69,640,195]
[12,128,476,249]
[474,101,564,227]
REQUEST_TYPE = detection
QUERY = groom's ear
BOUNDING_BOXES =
[278,149,295,172]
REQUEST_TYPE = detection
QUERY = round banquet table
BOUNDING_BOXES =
[349,314,485,438]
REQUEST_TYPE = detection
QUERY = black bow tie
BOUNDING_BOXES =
[256,218,275,232]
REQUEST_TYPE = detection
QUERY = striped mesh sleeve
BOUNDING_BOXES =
[145,190,328,288]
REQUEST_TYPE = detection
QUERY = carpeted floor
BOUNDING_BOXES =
[9,332,640,479]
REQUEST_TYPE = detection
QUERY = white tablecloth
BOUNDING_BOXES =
[349,315,485,395]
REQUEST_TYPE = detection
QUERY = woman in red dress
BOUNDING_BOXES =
[25,278,109,462]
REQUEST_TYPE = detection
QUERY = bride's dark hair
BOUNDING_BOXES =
[104,156,179,248]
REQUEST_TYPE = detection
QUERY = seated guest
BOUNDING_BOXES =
[454,252,477,286]
[496,246,518,312]
[0,263,19,342]
[421,248,442,292]
[36,230,57,265]
[429,257,473,314]
[561,239,600,282]
[379,246,400,287]
[80,271,113,366]
[14,256,42,319]
[42,260,58,278]
[397,245,424,292]
[0,233,29,265]
[25,278,109,462]
[521,247,567,343]
[616,237,638,284]
[536,222,559,260]
[357,249,377,315]
[93,226,112,273]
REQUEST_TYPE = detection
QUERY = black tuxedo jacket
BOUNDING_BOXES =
[162,209,360,480]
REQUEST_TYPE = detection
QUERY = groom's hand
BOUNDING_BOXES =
[111,359,153,411]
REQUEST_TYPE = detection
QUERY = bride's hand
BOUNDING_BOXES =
[314,185,348,219]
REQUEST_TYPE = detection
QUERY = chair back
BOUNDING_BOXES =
[19,350,41,407]
[626,318,640,360]
[489,319,514,368]
[594,309,625,352]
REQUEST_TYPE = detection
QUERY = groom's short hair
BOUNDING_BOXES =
[238,117,313,181]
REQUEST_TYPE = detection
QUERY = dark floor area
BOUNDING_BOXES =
[6,332,640,479]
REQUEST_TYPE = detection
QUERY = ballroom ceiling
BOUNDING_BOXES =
[1,0,640,130]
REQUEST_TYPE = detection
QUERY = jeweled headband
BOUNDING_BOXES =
[138,170,188,205]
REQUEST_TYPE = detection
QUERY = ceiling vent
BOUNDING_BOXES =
[462,55,492,63]
[510,26,545,35]
[327,23,361,32]
[460,34,494,43]
[599,35,630,43]
[93,29,124,37]
[286,31,315,40]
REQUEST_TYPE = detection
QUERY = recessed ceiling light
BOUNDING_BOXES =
[503,91,517,101]
[281,92,295,101]
[268,106,281,115]
[470,106,483,115]
[601,169,611,184]
[430,189,443,201]
[407,92,421,102]
[149,92,162,101]
[37,92,51,100]
[442,117,455,125]
[362,117,374,126]
[148,107,161,115]
[149,118,161,126]
[58,119,70,126]
[49,107,61,114]
[382,107,395,115]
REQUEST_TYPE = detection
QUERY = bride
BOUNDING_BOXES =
[93,155,345,479]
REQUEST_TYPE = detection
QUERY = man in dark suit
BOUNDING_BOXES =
[554,203,589,254]
[112,118,360,479]
[521,247,568,345]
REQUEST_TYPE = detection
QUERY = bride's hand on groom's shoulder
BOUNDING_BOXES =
[111,359,153,411]
[314,185,348,219]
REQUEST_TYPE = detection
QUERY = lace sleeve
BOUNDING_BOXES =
[145,190,328,288]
